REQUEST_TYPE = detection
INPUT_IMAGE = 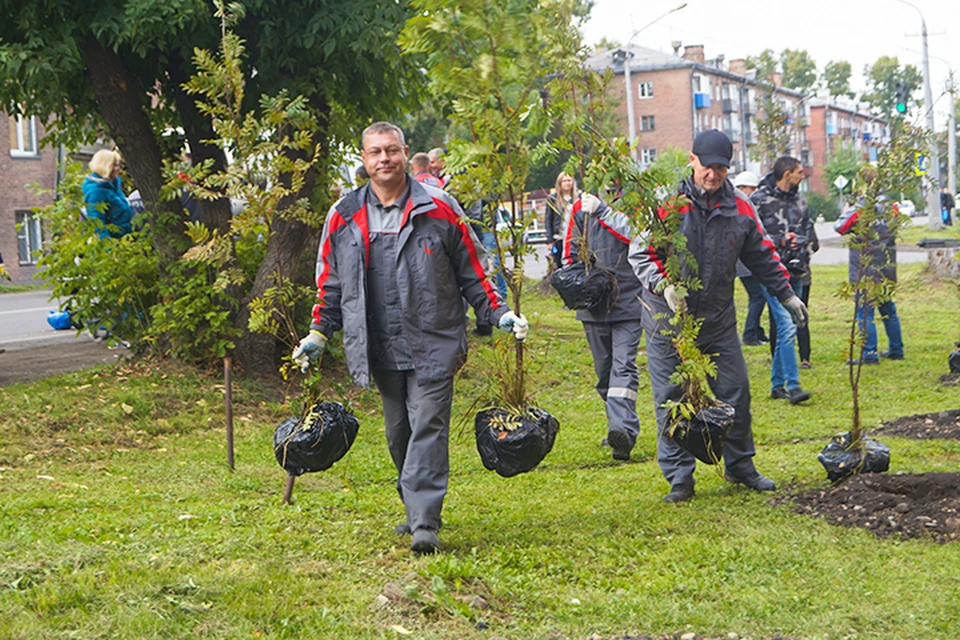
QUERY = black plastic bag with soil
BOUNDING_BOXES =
[476,407,560,477]
[669,401,734,464]
[273,401,360,476]
[817,431,891,482]
[949,342,960,373]
[550,262,616,311]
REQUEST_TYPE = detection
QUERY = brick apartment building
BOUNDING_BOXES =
[807,97,888,195]
[1,111,58,285]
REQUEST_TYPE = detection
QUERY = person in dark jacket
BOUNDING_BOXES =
[750,157,813,402]
[629,130,807,503]
[82,149,134,239]
[292,122,528,554]
[941,187,955,226]
[545,172,579,268]
[732,171,768,346]
[563,192,643,461]
[834,169,903,363]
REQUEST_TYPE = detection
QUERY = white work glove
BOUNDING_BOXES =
[292,330,327,372]
[580,193,602,215]
[783,295,809,329]
[662,284,685,313]
[498,311,529,341]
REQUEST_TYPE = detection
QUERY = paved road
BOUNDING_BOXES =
[0,289,91,350]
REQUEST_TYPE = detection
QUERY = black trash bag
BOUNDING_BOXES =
[273,401,359,476]
[668,401,734,465]
[949,342,960,373]
[475,406,560,478]
[818,432,891,482]
[550,262,616,311]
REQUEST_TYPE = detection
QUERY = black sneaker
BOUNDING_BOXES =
[395,522,411,535]
[770,387,789,400]
[664,484,695,503]
[845,357,879,365]
[788,387,811,405]
[880,351,904,360]
[607,429,632,461]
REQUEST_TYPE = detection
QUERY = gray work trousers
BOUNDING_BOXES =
[372,369,453,532]
[645,324,758,488]
[582,320,642,443]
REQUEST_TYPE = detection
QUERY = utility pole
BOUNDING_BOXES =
[617,3,687,164]
[899,0,943,229]
[947,70,957,200]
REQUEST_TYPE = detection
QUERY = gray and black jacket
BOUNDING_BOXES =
[562,196,644,323]
[629,177,794,343]
[310,179,507,388]
[750,172,817,278]
[833,196,898,283]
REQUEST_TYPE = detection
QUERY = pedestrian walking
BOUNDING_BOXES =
[82,149,134,239]
[732,171,768,346]
[629,130,808,502]
[750,157,813,403]
[563,192,643,462]
[428,147,448,188]
[940,187,955,226]
[835,167,903,364]
[292,122,528,554]
[545,172,579,269]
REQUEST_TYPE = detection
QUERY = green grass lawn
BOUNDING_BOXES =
[1,263,959,639]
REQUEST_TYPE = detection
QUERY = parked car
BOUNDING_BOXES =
[897,200,919,217]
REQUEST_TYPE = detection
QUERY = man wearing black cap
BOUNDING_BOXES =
[629,130,808,503]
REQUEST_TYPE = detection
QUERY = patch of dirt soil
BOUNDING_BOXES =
[872,408,960,440]
[787,472,960,544]
[0,340,127,387]
[940,372,960,386]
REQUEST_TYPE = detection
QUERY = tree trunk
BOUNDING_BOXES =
[80,37,185,266]
[232,99,332,375]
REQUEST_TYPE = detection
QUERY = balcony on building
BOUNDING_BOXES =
[723,128,741,143]
[722,98,737,114]
[694,93,711,109]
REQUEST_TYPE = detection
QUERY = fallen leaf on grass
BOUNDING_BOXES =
[121,403,134,415]
[178,514,196,521]
[77,384,92,391]
[37,475,55,481]
[388,625,412,635]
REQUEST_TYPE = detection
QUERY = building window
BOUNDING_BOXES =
[640,147,658,164]
[16,210,43,265]
[640,115,655,131]
[638,82,653,99]
[9,114,38,157]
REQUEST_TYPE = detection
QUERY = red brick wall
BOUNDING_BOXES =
[807,106,828,195]
[609,67,695,158]
[0,113,57,284]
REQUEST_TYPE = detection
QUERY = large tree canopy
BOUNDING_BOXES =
[0,0,422,372]
[821,60,854,99]
[780,49,817,93]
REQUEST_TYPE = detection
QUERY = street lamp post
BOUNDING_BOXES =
[618,3,687,163]
[897,0,943,229]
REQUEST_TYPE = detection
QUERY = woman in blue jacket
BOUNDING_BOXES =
[82,149,133,239]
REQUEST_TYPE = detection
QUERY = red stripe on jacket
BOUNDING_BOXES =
[562,199,583,265]
[423,199,502,310]
[598,218,630,244]
[312,211,348,325]
[836,209,860,235]
[735,195,790,280]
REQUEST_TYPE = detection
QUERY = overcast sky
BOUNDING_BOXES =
[582,0,958,127]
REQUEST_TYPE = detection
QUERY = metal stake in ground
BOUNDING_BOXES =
[224,356,235,471]
[282,474,296,504]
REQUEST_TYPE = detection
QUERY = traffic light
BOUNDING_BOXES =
[895,81,909,114]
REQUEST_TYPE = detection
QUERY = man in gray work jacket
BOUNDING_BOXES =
[563,192,644,461]
[293,122,528,553]
[628,130,808,503]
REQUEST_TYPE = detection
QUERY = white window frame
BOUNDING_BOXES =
[640,147,658,164]
[16,210,43,265]
[640,115,655,131]
[637,82,654,99]
[9,114,38,157]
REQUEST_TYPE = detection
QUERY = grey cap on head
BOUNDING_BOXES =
[692,129,733,167]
